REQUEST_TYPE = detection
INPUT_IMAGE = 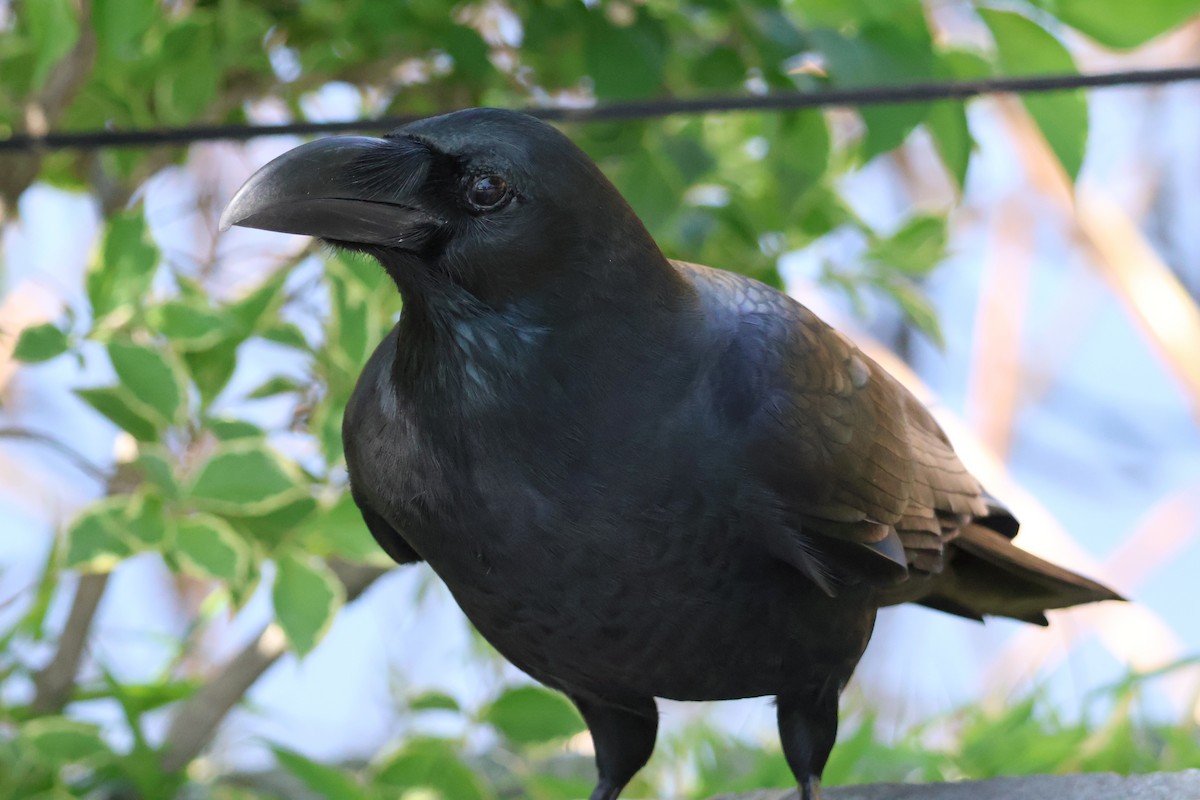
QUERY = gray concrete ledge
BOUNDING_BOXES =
[711,770,1200,800]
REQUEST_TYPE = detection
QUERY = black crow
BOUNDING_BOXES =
[221,108,1122,800]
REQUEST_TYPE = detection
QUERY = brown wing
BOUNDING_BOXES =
[679,261,1122,619]
[750,298,1124,617]
[679,262,986,593]
[758,304,986,585]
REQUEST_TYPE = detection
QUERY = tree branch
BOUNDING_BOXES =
[160,559,390,772]
[0,426,111,483]
[30,571,110,714]
[26,462,149,715]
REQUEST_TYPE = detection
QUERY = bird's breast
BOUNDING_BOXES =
[342,320,874,702]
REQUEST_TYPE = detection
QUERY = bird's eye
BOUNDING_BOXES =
[466,175,509,211]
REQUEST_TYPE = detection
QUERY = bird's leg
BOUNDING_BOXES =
[776,682,841,800]
[570,694,658,800]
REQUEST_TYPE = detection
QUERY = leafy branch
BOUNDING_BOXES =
[160,559,390,772]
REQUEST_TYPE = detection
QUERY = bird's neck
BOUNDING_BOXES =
[387,247,697,411]
[389,279,542,408]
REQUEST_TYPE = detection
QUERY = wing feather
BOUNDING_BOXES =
[678,260,986,592]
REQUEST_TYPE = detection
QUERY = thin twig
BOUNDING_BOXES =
[0,426,111,483]
[30,572,111,713]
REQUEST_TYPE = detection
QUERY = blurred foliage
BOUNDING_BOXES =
[2,652,1196,799]
[2,0,1200,798]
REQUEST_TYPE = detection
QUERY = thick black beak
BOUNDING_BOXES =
[219,135,440,246]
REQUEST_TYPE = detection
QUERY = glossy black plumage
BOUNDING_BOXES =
[222,108,1123,800]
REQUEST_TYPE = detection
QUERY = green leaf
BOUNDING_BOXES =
[301,493,389,564]
[183,338,241,406]
[689,46,746,91]
[408,691,461,713]
[525,773,596,800]
[925,101,971,190]
[261,322,311,351]
[208,417,264,441]
[821,714,880,785]
[662,128,717,185]
[94,0,157,63]
[174,513,251,583]
[14,534,62,641]
[861,27,934,160]
[522,3,588,89]
[228,267,289,337]
[188,440,305,515]
[940,48,992,82]
[812,20,934,161]
[868,215,948,275]
[75,386,160,441]
[888,281,944,347]
[583,10,666,100]
[481,685,586,745]
[136,447,179,498]
[23,718,110,764]
[925,52,978,189]
[693,735,798,795]
[373,738,491,800]
[153,300,230,351]
[310,397,347,466]
[126,492,168,547]
[1048,0,1200,50]
[617,145,683,234]
[229,495,318,552]
[787,109,833,180]
[25,0,80,89]
[272,746,368,800]
[247,375,304,399]
[444,24,493,82]
[12,323,69,363]
[154,18,219,124]
[87,212,159,324]
[64,500,134,571]
[72,678,201,716]
[745,7,807,70]
[108,340,186,426]
[329,274,371,371]
[981,9,1088,181]
[273,552,343,656]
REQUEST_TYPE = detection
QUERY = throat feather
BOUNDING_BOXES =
[392,298,544,410]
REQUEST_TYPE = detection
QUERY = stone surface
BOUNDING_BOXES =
[710,771,1200,800]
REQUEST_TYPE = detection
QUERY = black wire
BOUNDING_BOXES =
[3,66,1199,153]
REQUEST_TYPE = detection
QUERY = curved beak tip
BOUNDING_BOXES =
[219,176,260,233]
[217,203,239,233]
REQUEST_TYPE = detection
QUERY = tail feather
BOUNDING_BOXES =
[901,522,1124,626]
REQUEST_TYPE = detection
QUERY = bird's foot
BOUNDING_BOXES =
[798,776,822,800]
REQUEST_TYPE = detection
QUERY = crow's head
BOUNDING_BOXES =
[222,108,663,309]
